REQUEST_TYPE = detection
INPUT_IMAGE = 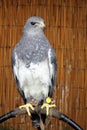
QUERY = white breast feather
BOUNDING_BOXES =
[13,53,51,101]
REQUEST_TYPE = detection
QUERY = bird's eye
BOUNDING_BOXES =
[31,22,36,25]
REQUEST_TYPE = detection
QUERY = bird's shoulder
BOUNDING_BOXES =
[11,34,54,67]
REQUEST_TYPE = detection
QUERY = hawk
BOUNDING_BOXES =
[11,16,57,130]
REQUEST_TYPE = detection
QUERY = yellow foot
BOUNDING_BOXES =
[19,103,34,116]
[41,97,56,116]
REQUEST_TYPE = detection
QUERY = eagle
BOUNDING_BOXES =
[11,16,57,130]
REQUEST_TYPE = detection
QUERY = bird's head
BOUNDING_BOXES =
[23,16,46,35]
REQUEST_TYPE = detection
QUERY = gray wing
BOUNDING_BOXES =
[48,48,57,97]
[11,49,26,103]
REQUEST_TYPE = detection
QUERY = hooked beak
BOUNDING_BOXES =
[38,21,46,29]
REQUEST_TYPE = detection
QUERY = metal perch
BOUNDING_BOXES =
[0,105,83,130]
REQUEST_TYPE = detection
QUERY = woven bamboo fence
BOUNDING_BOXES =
[0,0,87,129]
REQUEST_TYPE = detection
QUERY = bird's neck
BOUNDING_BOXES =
[23,29,46,40]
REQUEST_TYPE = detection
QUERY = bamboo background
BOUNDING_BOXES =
[0,0,87,130]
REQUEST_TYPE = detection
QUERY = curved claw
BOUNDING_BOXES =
[41,97,56,116]
[19,103,34,116]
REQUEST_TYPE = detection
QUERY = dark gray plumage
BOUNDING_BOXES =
[11,16,57,129]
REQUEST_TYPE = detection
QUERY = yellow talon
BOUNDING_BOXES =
[19,103,34,116]
[41,97,56,116]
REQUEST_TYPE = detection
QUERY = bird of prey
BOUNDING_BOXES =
[11,16,57,130]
